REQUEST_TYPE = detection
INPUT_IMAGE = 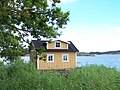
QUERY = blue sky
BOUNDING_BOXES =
[55,0,120,52]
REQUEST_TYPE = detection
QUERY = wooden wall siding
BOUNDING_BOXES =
[39,52,76,70]
[48,41,68,49]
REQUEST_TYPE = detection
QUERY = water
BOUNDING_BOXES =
[21,56,30,63]
[77,54,120,70]
[0,56,30,64]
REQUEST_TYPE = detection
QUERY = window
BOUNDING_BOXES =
[62,54,69,62]
[47,54,54,62]
[55,42,61,48]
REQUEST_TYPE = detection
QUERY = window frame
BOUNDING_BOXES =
[55,41,61,48]
[62,54,69,62]
[47,54,54,62]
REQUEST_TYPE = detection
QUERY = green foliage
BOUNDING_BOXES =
[0,59,41,90]
[36,48,47,61]
[0,0,69,61]
[38,71,67,90]
[1,60,120,90]
[67,65,120,90]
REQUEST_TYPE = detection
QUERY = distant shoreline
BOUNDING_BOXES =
[77,54,95,56]
[77,50,120,56]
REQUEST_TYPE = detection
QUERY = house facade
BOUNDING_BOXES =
[30,40,79,70]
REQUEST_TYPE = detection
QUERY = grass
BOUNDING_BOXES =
[67,65,120,90]
[0,59,120,90]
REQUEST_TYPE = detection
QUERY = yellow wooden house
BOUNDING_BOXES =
[30,40,79,70]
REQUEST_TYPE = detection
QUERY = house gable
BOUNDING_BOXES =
[47,40,68,49]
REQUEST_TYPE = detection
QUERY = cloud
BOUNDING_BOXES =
[47,0,78,6]
[102,24,111,28]
[112,26,120,32]
[60,0,78,4]
[57,24,120,52]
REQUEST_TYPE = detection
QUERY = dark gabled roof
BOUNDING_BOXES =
[32,40,47,49]
[32,40,79,52]
[68,41,79,52]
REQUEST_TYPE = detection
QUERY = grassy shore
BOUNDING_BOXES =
[0,60,120,90]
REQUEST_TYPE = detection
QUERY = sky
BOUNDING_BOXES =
[55,0,120,52]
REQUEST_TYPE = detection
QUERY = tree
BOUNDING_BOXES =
[0,0,69,61]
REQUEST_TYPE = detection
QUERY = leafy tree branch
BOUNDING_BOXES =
[0,0,69,61]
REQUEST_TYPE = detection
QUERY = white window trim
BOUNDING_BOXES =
[67,44,68,49]
[62,54,69,62]
[55,41,61,48]
[47,54,54,62]
[37,55,39,70]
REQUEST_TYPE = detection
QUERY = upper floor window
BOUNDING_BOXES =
[55,41,61,48]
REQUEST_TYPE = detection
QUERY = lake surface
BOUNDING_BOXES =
[77,54,120,70]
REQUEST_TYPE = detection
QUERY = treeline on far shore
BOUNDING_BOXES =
[77,50,120,56]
